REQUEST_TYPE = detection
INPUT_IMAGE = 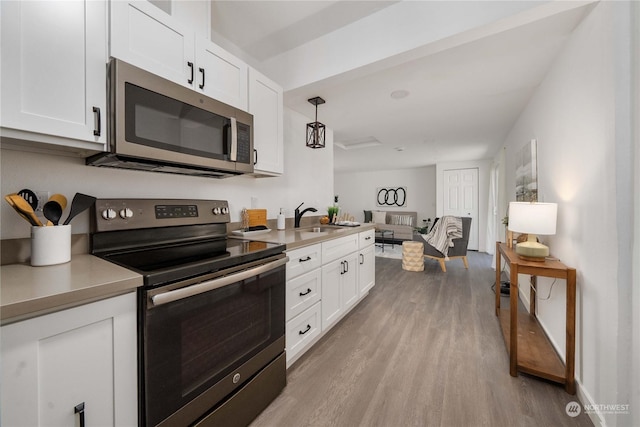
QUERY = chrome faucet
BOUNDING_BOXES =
[294,202,317,228]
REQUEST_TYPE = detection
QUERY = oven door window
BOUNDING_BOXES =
[125,83,230,160]
[143,264,285,426]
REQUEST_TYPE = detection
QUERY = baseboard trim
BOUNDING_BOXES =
[576,378,606,427]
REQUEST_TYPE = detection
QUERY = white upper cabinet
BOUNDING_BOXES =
[1,0,107,151]
[197,39,248,110]
[111,1,248,110]
[249,68,284,176]
[110,1,195,87]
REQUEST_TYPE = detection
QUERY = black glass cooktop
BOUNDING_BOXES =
[101,238,285,287]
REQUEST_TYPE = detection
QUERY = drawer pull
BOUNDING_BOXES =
[187,61,194,84]
[92,107,101,136]
[199,67,205,89]
[299,324,311,335]
[299,288,312,296]
[365,236,372,240]
[299,256,312,262]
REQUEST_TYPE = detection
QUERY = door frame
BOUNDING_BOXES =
[442,168,479,251]
[435,160,491,252]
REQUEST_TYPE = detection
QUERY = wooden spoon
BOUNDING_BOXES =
[5,193,43,226]
[5,194,34,225]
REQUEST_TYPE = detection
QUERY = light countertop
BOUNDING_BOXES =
[1,254,142,325]
[1,224,374,325]
[230,223,375,250]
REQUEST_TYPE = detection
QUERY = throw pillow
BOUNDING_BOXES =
[372,211,387,224]
[363,210,372,223]
[390,214,414,227]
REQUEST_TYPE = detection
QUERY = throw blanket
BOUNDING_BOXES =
[421,216,462,258]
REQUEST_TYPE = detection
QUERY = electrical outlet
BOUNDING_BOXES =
[35,191,50,212]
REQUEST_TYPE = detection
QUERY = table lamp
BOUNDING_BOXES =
[508,201,557,261]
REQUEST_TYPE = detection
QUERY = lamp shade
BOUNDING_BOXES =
[508,202,557,235]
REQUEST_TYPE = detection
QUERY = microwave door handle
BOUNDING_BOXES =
[229,117,237,161]
[150,256,289,306]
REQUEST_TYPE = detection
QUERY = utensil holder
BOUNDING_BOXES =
[31,225,71,266]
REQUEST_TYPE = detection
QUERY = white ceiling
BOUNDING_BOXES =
[211,1,594,173]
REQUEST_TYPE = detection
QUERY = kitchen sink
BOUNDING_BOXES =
[296,226,343,233]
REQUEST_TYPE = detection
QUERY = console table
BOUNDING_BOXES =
[495,242,576,394]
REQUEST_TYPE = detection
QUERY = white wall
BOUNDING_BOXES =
[334,166,436,226]
[630,3,640,426]
[0,107,334,239]
[500,3,635,426]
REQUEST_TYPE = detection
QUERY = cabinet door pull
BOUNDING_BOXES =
[199,67,205,89]
[299,324,311,335]
[254,149,258,165]
[187,62,194,84]
[344,260,349,273]
[74,402,85,427]
[92,107,101,136]
[360,253,364,265]
[299,256,312,262]
[340,261,345,275]
[299,288,311,296]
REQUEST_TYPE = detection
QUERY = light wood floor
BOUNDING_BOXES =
[251,252,593,427]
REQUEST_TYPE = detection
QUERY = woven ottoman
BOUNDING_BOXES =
[402,241,424,271]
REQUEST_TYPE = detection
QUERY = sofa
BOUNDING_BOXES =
[364,210,417,242]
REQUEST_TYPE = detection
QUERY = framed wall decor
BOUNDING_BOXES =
[515,139,538,202]
[376,187,407,207]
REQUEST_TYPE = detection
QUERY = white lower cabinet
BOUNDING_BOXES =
[321,251,359,331]
[286,243,322,280]
[286,268,322,321]
[285,230,375,367]
[286,301,322,364]
[359,229,376,296]
[1,292,137,427]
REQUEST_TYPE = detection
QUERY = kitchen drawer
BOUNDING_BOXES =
[322,234,359,264]
[359,229,375,248]
[286,244,321,280]
[286,269,321,321]
[286,301,321,365]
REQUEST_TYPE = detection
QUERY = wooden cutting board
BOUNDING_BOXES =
[247,209,267,226]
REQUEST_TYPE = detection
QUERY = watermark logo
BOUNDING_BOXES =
[565,401,631,417]
[584,404,630,415]
[566,401,582,417]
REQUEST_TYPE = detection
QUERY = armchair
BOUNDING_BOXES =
[414,217,472,272]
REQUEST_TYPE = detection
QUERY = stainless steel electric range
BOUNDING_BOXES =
[90,199,287,427]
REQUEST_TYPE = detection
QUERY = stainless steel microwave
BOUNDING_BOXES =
[87,59,253,178]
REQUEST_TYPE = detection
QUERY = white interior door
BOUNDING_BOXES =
[443,168,479,250]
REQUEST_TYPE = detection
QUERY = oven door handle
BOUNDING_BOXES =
[151,256,289,306]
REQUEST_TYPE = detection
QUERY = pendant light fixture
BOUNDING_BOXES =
[306,96,326,149]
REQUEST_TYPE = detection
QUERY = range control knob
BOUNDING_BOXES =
[101,208,117,220]
[119,208,134,219]
[212,207,221,215]
[221,207,229,215]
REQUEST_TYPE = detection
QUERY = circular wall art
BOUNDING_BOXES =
[376,187,407,207]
